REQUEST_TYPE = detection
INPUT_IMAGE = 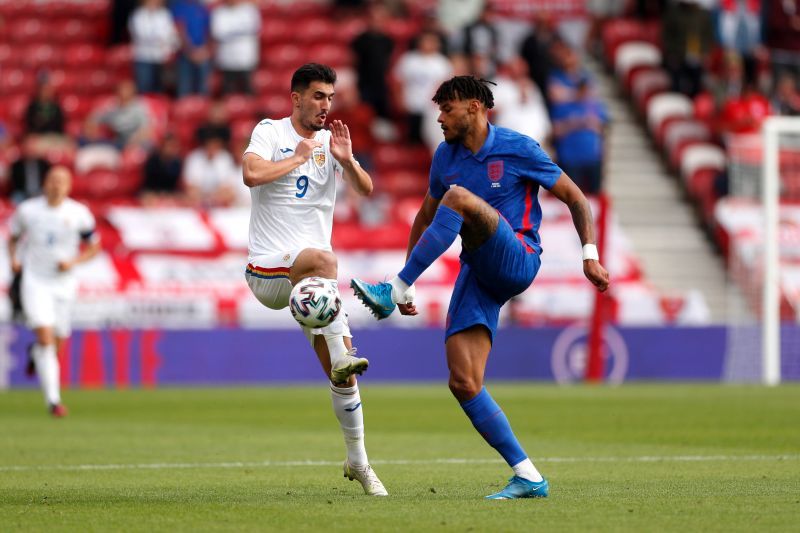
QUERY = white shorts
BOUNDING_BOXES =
[245,249,351,344]
[21,272,76,338]
[244,249,304,310]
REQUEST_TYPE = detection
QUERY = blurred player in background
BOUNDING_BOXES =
[8,166,101,417]
[352,76,609,499]
[241,63,387,496]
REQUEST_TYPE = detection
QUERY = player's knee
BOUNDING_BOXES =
[440,186,473,212]
[302,249,338,279]
[448,375,481,401]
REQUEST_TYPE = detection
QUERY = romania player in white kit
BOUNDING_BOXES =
[242,64,387,496]
[8,166,101,417]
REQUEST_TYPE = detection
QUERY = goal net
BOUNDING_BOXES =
[722,117,800,384]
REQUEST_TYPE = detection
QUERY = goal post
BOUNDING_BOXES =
[724,116,800,386]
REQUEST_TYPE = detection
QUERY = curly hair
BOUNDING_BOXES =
[432,76,496,109]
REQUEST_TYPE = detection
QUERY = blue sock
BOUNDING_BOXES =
[459,387,528,467]
[398,205,463,285]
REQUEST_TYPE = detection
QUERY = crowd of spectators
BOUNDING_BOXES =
[3,0,800,215]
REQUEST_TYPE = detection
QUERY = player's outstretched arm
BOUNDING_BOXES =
[330,120,372,196]
[548,172,610,292]
[242,140,319,187]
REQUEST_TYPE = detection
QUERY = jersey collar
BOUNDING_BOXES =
[460,122,496,162]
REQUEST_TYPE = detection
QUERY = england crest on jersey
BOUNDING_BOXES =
[313,147,326,168]
[488,160,504,188]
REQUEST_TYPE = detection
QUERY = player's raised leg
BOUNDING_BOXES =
[291,248,368,382]
[447,326,547,499]
[310,335,387,496]
[351,186,495,318]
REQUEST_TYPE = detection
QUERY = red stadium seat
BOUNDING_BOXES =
[61,93,99,122]
[377,169,428,198]
[0,43,13,66]
[224,95,257,122]
[373,144,432,173]
[310,44,352,68]
[21,43,62,70]
[172,95,211,124]
[7,18,50,44]
[106,45,133,73]
[258,94,292,119]
[262,43,303,69]
[631,67,670,115]
[63,44,106,68]
[260,18,294,46]
[0,69,35,97]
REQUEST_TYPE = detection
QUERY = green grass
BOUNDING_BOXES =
[1,384,799,532]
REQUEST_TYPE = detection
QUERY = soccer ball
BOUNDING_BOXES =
[289,277,342,328]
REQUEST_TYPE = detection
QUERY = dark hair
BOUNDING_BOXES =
[432,76,496,109]
[291,63,337,92]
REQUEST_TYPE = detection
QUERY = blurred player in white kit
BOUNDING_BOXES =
[241,63,387,495]
[8,166,101,417]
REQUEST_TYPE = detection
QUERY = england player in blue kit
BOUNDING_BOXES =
[351,76,609,499]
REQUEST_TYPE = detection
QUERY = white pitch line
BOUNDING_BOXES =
[1,454,798,473]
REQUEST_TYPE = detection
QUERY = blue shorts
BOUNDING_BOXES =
[445,216,541,343]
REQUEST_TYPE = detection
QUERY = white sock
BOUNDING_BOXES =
[32,343,61,406]
[330,383,368,466]
[324,335,348,367]
[512,458,544,482]
[318,309,351,367]
[389,276,409,304]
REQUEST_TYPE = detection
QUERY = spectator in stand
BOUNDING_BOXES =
[170,0,212,98]
[24,75,64,136]
[351,4,395,123]
[394,30,453,145]
[587,0,629,54]
[547,42,596,107]
[110,0,138,45]
[196,101,232,145]
[211,0,261,96]
[90,80,152,148]
[520,14,560,106]
[129,0,178,94]
[492,56,552,147]
[718,81,771,135]
[326,69,376,169]
[9,135,51,204]
[662,0,715,98]
[183,134,238,207]
[773,72,800,116]
[140,133,183,204]
[550,79,609,194]
[23,73,72,152]
[715,0,765,87]
[461,3,500,78]
[764,0,800,87]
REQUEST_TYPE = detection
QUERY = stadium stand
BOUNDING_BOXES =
[10,0,795,329]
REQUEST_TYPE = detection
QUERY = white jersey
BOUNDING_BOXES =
[9,196,97,281]
[244,117,342,258]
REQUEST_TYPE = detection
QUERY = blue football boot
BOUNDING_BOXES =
[350,278,396,319]
[485,476,549,499]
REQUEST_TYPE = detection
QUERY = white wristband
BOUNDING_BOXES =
[582,244,599,261]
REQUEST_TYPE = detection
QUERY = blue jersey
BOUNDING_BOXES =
[429,123,562,254]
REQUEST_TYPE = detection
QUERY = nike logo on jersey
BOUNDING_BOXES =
[259,120,272,125]
[280,148,294,154]
[344,402,362,412]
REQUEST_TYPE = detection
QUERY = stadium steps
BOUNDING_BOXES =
[586,57,730,321]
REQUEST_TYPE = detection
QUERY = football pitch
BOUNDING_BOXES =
[1,384,798,532]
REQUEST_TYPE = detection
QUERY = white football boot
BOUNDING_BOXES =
[330,348,369,384]
[343,460,388,496]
